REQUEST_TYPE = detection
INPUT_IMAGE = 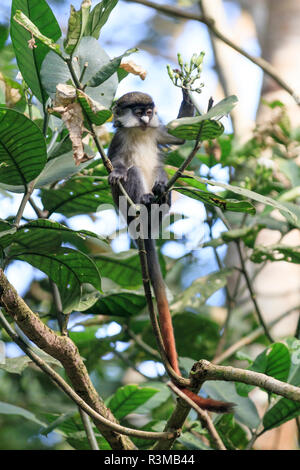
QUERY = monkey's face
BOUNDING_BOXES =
[113,92,160,130]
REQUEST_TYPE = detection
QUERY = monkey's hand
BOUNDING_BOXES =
[152,181,171,206]
[140,193,155,207]
[108,167,127,185]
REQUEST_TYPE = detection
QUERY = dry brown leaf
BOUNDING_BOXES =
[119,60,147,80]
[51,84,93,166]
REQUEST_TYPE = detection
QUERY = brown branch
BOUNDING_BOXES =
[126,0,300,105]
[0,309,176,442]
[191,360,300,402]
[0,269,135,450]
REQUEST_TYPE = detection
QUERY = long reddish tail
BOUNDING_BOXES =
[144,238,234,413]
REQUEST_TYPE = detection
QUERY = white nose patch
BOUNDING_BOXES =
[140,115,150,124]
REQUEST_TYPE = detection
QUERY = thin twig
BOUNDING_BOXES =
[235,240,273,343]
[78,407,100,450]
[14,180,36,227]
[214,207,273,343]
[167,381,226,450]
[126,0,300,105]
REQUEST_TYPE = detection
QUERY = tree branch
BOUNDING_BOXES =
[191,360,300,402]
[0,269,136,449]
[126,0,300,105]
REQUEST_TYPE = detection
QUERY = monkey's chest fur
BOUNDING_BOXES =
[122,128,160,193]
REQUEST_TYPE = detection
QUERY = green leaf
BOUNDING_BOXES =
[167,119,224,141]
[107,384,159,420]
[236,343,291,397]
[251,245,300,264]
[94,250,142,289]
[11,0,61,103]
[262,339,300,432]
[69,326,112,366]
[84,0,119,39]
[178,432,211,450]
[166,95,238,140]
[41,176,113,217]
[13,10,61,56]
[86,48,138,88]
[67,431,111,450]
[77,89,112,125]
[41,37,118,108]
[0,218,105,252]
[0,108,47,187]
[176,187,256,215]
[86,289,147,317]
[0,349,61,375]
[64,0,91,55]
[193,176,298,224]
[0,401,45,426]
[171,269,233,313]
[36,148,94,188]
[214,414,248,450]
[11,247,101,313]
[0,220,16,238]
[263,399,300,432]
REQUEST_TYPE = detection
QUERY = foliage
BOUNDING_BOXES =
[0,0,299,452]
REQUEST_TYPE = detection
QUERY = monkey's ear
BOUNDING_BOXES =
[157,126,184,145]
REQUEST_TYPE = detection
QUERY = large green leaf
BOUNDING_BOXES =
[0,219,105,252]
[84,0,118,39]
[11,247,101,313]
[0,348,61,375]
[86,289,147,317]
[167,119,224,141]
[94,250,142,289]
[41,37,118,108]
[0,401,45,427]
[262,338,300,432]
[0,108,47,187]
[214,414,248,450]
[263,398,300,432]
[193,176,298,224]
[176,187,256,215]
[166,95,238,140]
[35,149,94,188]
[11,0,61,103]
[236,343,291,397]
[107,384,159,420]
[64,0,91,55]
[41,176,112,216]
[86,48,138,88]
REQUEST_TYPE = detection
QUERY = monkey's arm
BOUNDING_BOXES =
[156,89,195,146]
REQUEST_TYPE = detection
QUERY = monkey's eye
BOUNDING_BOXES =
[146,109,153,116]
[134,108,143,117]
